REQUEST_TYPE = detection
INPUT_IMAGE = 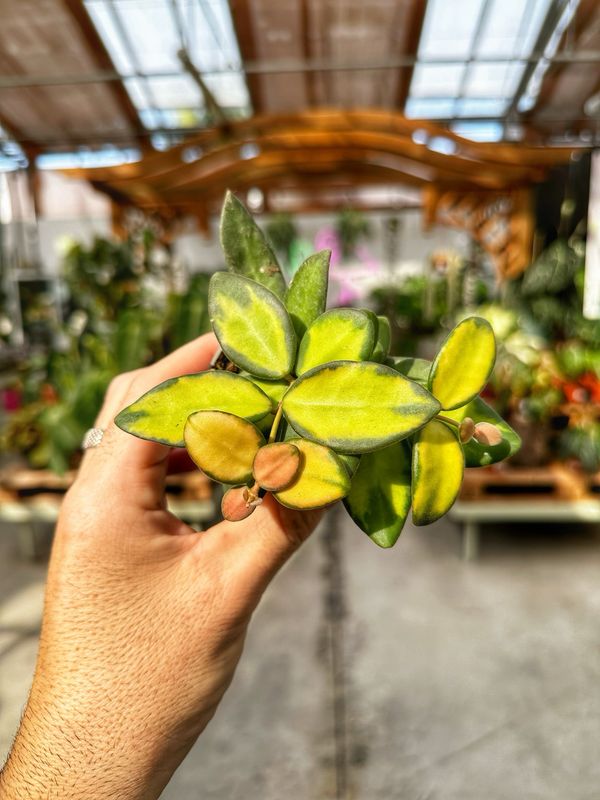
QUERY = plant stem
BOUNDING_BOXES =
[268,401,284,443]
[436,414,460,428]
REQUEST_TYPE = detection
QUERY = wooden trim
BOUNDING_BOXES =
[61,0,145,144]
[395,0,428,110]
[229,0,265,113]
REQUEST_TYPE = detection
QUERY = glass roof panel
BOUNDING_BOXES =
[462,62,523,99]
[410,64,466,98]
[84,0,250,136]
[407,0,556,125]
[418,0,485,59]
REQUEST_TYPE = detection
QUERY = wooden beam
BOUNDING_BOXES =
[60,0,145,146]
[300,0,317,105]
[229,0,265,113]
[395,0,428,110]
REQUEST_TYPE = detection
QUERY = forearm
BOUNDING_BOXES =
[0,696,177,800]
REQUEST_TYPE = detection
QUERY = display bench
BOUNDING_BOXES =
[0,468,217,559]
[450,463,600,560]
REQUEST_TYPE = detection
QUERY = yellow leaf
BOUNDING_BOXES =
[412,419,464,525]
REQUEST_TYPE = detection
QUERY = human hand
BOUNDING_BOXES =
[0,334,322,800]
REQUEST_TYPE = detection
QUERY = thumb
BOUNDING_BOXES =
[212,494,323,595]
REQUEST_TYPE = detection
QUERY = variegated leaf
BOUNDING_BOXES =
[184,410,265,484]
[220,190,286,298]
[344,441,411,548]
[429,317,496,410]
[285,250,330,338]
[274,438,350,509]
[209,272,296,379]
[283,361,440,454]
[412,419,464,525]
[295,309,376,375]
[115,370,272,446]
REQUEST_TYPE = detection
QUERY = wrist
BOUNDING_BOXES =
[1,691,181,800]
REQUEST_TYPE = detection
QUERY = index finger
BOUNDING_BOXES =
[80,334,219,488]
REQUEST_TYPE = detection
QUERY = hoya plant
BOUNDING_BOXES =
[116,192,520,548]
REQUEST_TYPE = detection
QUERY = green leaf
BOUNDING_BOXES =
[412,419,464,526]
[115,371,272,446]
[344,441,411,548]
[387,356,432,386]
[283,361,440,454]
[209,272,296,379]
[429,317,496,410]
[220,191,286,298]
[285,250,330,338]
[337,453,361,478]
[185,410,265,484]
[442,396,521,467]
[371,315,391,362]
[522,238,580,296]
[274,438,350,509]
[240,374,289,405]
[295,309,376,375]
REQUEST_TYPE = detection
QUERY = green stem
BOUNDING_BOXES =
[268,401,284,443]
[436,414,460,428]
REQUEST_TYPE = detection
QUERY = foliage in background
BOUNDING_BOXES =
[370,257,490,355]
[470,231,600,472]
[265,213,298,269]
[1,230,212,473]
[335,208,371,259]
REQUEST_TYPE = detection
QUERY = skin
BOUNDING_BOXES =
[0,334,321,800]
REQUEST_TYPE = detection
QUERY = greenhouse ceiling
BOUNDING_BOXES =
[0,0,598,170]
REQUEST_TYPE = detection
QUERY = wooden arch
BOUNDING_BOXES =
[66,108,574,278]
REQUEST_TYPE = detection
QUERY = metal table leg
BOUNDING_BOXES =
[462,520,479,561]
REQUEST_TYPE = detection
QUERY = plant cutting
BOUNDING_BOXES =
[116,192,521,548]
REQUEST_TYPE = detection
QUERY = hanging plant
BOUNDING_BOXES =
[335,208,371,260]
[115,192,520,548]
[265,213,298,267]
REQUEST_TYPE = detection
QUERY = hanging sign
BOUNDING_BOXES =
[583,149,600,319]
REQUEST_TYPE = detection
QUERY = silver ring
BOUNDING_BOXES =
[82,428,105,450]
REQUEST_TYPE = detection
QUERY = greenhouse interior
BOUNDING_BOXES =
[0,1,599,798]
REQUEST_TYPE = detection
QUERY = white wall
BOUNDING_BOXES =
[29,173,474,284]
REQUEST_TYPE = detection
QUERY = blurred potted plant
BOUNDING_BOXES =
[1,230,211,475]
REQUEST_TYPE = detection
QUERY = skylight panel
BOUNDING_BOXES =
[406,0,561,127]
[84,0,251,135]
[418,0,484,59]
[410,64,465,98]
[462,62,522,99]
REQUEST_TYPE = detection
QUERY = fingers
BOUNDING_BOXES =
[78,334,219,495]
[207,496,323,598]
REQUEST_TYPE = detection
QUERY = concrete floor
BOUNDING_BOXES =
[1,510,599,799]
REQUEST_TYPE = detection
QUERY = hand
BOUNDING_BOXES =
[0,334,322,800]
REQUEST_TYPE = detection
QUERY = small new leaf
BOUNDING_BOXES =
[222,485,256,521]
[253,442,301,491]
[442,396,521,467]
